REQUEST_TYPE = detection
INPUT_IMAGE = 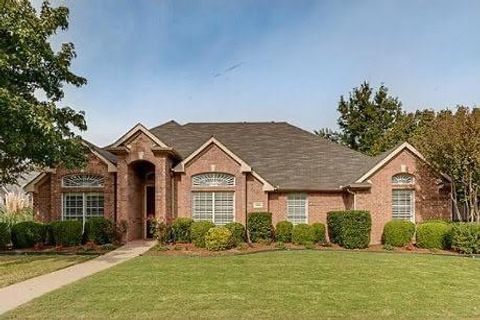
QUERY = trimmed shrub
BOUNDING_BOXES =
[416,222,452,249]
[85,217,110,245]
[451,223,480,254]
[327,211,346,244]
[11,221,45,249]
[172,218,194,243]
[292,224,315,245]
[205,227,233,251]
[312,223,326,244]
[191,221,215,248]
[275,221,293,243]
[0,222,10,248]
[383,220,416,247]
[224,222,245,245]
[340,211,372,249]
[247,212,273,242]
[50,221,83,246]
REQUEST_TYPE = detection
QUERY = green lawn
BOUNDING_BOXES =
[0,255,92,288]
[2,251,480,320]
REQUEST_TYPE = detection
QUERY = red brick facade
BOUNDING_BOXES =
[30,129,451,244]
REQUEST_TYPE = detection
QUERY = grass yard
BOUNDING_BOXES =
[0,255,92,288]
[2,251,480,320]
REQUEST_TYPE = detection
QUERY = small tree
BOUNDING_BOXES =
[414,106,480,222]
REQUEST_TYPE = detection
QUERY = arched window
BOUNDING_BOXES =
[62,175,104,188]
[392,173,415,185]
[192,173,235,187]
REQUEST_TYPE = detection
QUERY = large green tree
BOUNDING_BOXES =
[317,82,404,155]
[0,0,87,185]
[414,106,480,222]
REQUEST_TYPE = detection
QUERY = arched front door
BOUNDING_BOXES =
[145,185,155,238]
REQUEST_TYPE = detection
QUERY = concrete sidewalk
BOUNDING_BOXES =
[0,240,156,315]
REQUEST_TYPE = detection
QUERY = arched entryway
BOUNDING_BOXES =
[128,160,156,239]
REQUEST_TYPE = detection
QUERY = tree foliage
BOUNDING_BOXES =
[0,0,87,185]
[414,106,480,222]
[317,82,404,155]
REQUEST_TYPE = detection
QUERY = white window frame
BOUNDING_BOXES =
[62,175,105,188]
[287,193,308,224]
[191,191,235,225]
[62,192,105,226]
[392,189,415,222]
[192,173,235,187]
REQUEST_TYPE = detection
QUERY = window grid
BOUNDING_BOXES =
[62,175,104,188]
[192,192,234,225]
[63,193,105,224]
[287,193,308,224]
[192,173,235,187]
[392,174,415,185]
[392,189,415,221]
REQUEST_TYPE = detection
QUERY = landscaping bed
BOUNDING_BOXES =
[0,243,117,256]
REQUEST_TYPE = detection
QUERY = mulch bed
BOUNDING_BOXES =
[143,242,464,257]
[0,242,117,256]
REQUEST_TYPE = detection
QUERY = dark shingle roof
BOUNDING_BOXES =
[150,121,373,190]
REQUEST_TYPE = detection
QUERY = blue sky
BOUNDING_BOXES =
[41,0,480,145]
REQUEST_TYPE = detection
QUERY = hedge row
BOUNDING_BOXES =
[0,217,121,249]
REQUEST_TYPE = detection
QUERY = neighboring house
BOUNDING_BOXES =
[24,121,452,243]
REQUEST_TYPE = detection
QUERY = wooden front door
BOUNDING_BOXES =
[145,186,155,238]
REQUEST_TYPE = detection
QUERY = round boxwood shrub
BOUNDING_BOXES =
[224,222,245,245]
[275,221,293,243]
[191,221,215,248]
[340,210,371,249]
[85,217,111,245]
[383,220,416,247]
[50,220,83,246]
[11,221,46,249]
[451,223,480,254]
[172,218,194,243]
[247,212,273,242]
[312,223,326,244]
[0,222,10,248]
[292,224,315,245]
[416,222,452,249]
[327,211,345,244]
[205,227,233,251]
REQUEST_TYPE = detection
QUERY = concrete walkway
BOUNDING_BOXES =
[0,240,156,315]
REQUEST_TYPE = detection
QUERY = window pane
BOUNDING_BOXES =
[192,192,213,221]
[86,193,104,218]
[392,189,414,221]
[63,193,83,221]
[213,192,234,225]
[192,173,235,187]
[63,175,104,188]
[392,174,415,185]
[287,193,307,224]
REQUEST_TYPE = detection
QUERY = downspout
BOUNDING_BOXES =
[171,170,175,222]
[245,173,252,245]
[345,187,356,210]
[113,173,118,222]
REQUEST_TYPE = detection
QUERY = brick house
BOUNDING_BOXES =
[25,121,452,243]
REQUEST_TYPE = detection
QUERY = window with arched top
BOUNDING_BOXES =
[392,174,415,185]
[391,174,415,222]
[62,175,105,188]
[192,173,235,187]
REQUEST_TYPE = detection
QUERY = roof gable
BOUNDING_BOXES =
[110,123,170,149]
